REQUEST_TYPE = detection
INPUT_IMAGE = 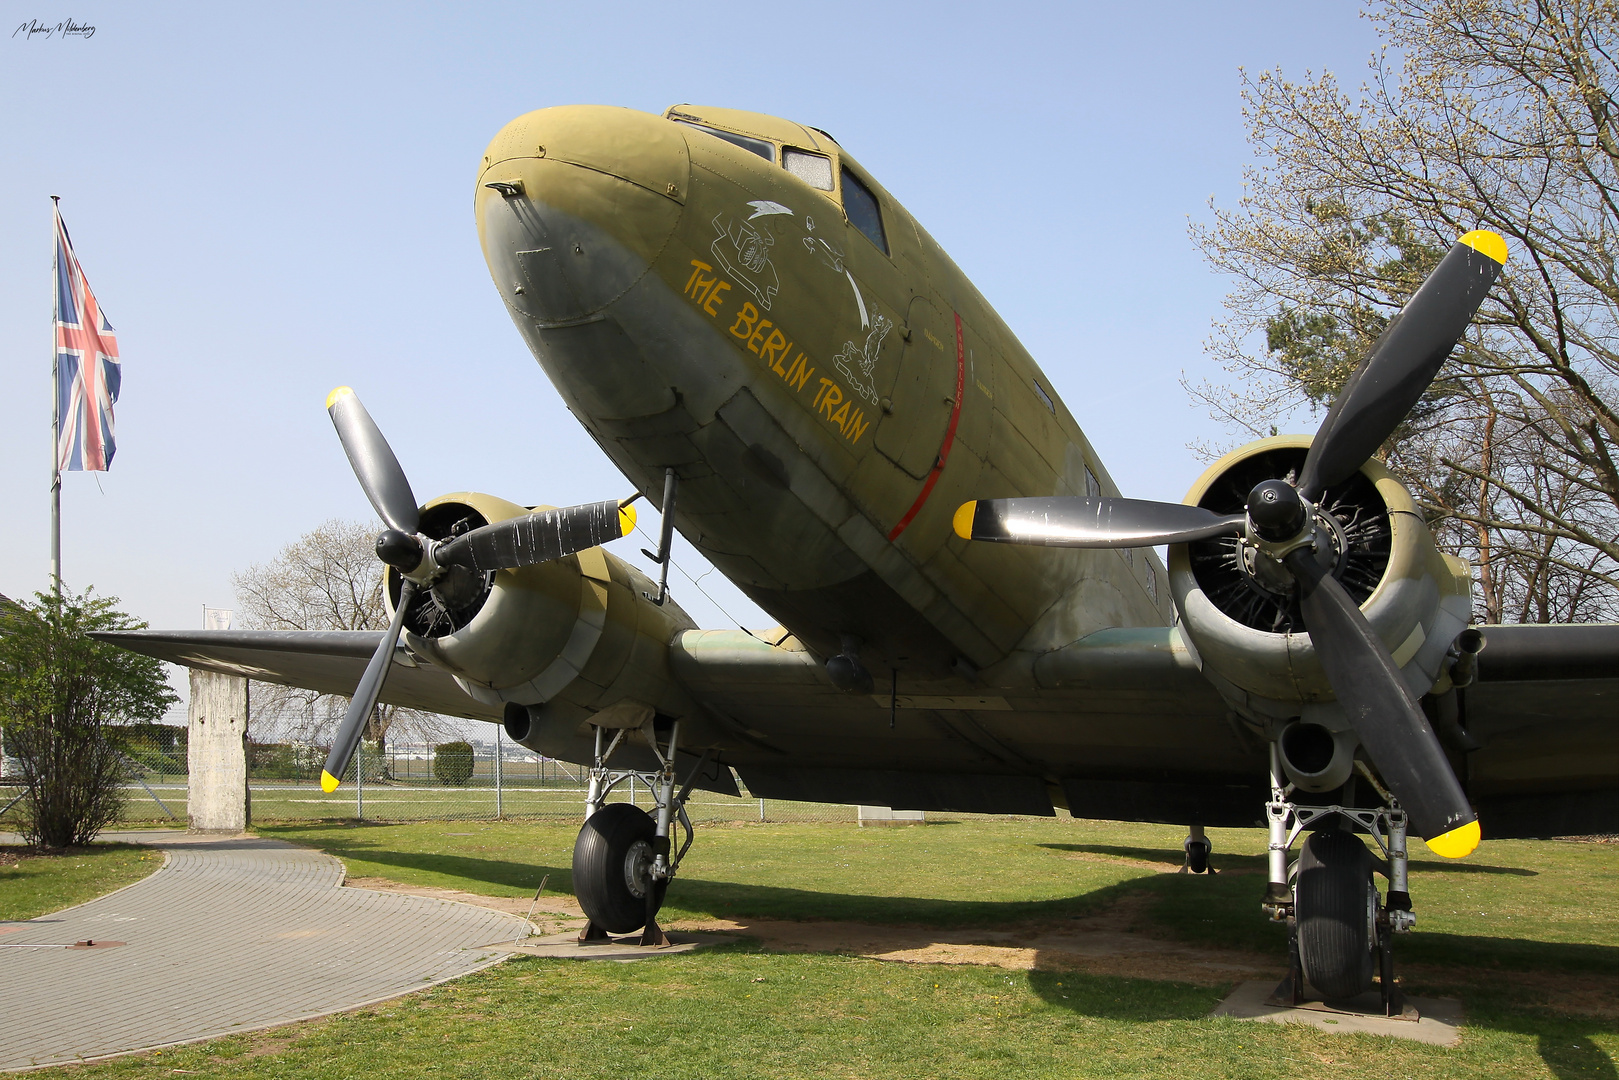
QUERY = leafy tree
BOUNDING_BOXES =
[1192,0,1619,623]
[0,589,178,848]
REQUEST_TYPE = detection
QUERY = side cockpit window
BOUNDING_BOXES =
[841,167,888,254]
[673,119,775,162]
[783,149,834,191]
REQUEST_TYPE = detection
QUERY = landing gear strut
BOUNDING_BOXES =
[572,719,701,947]
[1262,746,1414,1016]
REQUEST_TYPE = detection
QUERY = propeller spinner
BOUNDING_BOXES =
[954,231,1508,857]
[317,387,638,792]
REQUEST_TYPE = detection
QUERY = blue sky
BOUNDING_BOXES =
[0,2,1384,689]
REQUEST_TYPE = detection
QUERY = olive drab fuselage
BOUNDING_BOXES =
[475,104,1174,682]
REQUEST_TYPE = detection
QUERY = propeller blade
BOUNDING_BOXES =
[1284,548,1479,856]
[433,499,638,572]
[327,387,420,534]
[319,580,416,792]
[953,496,1245,548]
[1298,231,1507,499]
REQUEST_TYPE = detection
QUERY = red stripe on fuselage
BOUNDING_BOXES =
[887,310,966,542]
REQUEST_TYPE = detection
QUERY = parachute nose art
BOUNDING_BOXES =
[475,106,688,419]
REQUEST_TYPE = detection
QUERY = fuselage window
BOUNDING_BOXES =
[841,167,888,254]
[784,148,834,191]
[673,120,774,162]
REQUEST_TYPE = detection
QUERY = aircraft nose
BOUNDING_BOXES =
[477,106,687,323]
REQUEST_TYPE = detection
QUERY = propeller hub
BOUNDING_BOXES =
[375,529,424,573]
[1246,479,1307,542]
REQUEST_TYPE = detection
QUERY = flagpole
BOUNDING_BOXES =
[49,195,61,600]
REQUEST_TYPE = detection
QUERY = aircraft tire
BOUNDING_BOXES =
[1295,828,1377,1000]
[573,803,667,934]
[1186,840,1210,874]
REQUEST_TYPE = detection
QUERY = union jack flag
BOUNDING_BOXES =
[53,207,121,472]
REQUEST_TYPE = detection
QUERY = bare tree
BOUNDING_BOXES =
[233,519,454,765]
[1191,0,1619,623]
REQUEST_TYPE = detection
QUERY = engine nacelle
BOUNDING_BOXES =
[386,492,698,728]
[1168,435,1473,730]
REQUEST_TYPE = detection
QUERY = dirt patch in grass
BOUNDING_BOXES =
[229,1024,317,1062]
[677,890,1278,987]
[349,875,1276,986]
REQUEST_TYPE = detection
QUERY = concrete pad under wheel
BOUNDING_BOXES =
[502,930,733,962]
[1211,980,1464,1046]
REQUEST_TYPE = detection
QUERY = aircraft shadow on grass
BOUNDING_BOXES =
[1463,1004,1619,1080]
[1536,1032,1619,1080]
[1036,842,1539,876]
[291,834,1619,1057]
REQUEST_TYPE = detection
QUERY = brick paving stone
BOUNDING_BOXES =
[0,830,524,1071]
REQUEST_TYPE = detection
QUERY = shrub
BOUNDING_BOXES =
[433,741,475,786]
[0,589,178,848]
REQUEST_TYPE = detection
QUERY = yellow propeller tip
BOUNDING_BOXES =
[618,504,637,536]
[320,770,341,793]
[1459,230,1508,266]
[1425,819,1481,859]
[325,386,354,410]
[953,502,977,540]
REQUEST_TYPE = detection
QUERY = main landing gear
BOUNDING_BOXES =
[1261,746,1416,1016]
[572,718,702,947]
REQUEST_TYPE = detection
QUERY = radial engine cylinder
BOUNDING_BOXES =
[1167,435,1473,725]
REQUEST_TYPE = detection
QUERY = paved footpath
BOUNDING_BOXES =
[0,830,527,1071]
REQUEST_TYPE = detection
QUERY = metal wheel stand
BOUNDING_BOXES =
[1260,746,1414,1015]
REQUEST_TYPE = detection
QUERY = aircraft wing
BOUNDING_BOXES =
[92,630,503,722]
[96,621,1619,834]
[1461,622,1619,838]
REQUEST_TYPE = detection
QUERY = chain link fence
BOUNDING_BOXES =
[2,726,858,827]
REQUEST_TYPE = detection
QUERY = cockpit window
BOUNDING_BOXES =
[673,119,774,162]
[841,167,888,254]
[783,149,834,191]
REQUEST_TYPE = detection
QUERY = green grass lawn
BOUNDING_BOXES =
[35,943,1618,1079]
[0,844,162,922]
[22,817,1619,1078]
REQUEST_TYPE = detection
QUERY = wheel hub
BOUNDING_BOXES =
[623,838,654,900]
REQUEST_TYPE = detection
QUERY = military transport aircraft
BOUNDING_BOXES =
[104,104,1619,1009]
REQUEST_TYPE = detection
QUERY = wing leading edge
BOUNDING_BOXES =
[90,630,502,722]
